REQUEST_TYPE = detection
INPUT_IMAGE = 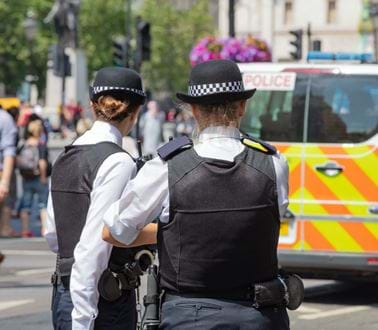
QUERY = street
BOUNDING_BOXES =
[0,238,377,330]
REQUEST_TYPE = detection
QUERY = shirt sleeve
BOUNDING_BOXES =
[103,156,168,245]
[272,152,289,219]
[1,114,17,157]
[70,152,136,330]
[38,144,49,160]
[44,190,58,253]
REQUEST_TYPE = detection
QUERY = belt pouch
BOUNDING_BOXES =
[254,279,285,307]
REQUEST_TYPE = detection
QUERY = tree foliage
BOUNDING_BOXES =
[140,0,214,95]
[79,0,127,79]
[0,0,54,95]
[0,0,215,97]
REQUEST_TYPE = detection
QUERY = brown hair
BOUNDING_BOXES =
[195,101,241,131]
[92,95,139,122]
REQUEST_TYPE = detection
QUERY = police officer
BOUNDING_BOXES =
[103,59,290,329]
[44,67,146,330]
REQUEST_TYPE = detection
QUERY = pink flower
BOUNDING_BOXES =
[190,35,272,66]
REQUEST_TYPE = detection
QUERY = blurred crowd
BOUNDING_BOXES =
[0,98,195,239]
[0,103,51,239]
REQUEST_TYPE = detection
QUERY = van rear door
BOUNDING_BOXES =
[302,73,378,267]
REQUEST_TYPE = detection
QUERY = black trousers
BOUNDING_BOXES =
[52,283,137,330]
[95,289,137,330]
[160,295,290,330]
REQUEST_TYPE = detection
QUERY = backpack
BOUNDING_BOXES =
[16,143,40,177]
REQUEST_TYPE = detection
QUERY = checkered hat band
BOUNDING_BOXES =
[92,86,146,97]
[188,81,244,97]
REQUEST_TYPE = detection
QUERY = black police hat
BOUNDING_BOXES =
[89,67,146,105]
[176,59,256,105]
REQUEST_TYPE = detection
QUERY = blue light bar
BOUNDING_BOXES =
[361,53,374,62]
[334,52,360,60]
[307,51,334,60]
[307,51,374,62]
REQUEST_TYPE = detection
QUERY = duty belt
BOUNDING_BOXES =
[164,278,287,308]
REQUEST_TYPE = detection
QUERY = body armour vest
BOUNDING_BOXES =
[158,146,280,293]
[51,141,139,276]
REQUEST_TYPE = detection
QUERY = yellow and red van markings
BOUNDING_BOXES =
[364,223,378,240]
[288,163,302,196]
[276,142,378,254]
[279,220,378,253]
[311,221,364,252]
[301,145,377,215]
[340,222,378,252]
[302,222,335,251]
[279,221,303,250]
[318,146,378,200]
[304,163,352,214]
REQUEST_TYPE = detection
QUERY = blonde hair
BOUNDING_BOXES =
[28,120,43,138]
[194,101,241,132]
[92,95,139,122]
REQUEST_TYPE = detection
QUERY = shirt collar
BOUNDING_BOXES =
[198,126,241,143]
[90,121,123,146]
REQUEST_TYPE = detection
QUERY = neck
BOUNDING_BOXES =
[110,121,124,134]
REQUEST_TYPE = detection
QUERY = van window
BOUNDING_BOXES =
[241,74,308,142]
[308,75,378,143]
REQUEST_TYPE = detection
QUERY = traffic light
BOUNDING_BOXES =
[289,29,303,60]
[112,37,128,67]
[136,20,151,62]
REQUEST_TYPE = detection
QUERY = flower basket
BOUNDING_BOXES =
[190,35,272,66]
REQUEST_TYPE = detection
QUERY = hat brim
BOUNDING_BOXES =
[176,89,256,105]
[90,88,146,105]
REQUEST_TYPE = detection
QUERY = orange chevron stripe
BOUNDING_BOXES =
[276,145,290,154]
[304,221,335,251]
[318,146,377,201]
[305,164,351,214]
[289,163,301,195]
[339,222,378,252]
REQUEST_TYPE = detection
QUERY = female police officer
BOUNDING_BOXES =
[103,60,290,329]
[44,67,146,330]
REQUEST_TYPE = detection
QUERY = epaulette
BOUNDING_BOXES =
[157,136,193,161]
[240,135,277,155]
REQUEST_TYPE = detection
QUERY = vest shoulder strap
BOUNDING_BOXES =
[157,136,193,161]
[241,135,277,155]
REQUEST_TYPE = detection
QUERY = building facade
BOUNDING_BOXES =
[217,0,372,61]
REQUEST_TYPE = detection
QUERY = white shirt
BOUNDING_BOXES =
[104,126,289,245]
[45,121,136,330]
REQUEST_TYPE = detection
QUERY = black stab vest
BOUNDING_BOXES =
[158,146,280,293]
[51,141,139,276]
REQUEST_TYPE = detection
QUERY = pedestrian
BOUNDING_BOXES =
[103,59,290,329]
[140,100,164,156]
[0,106,19,237]
[175,108,195,137]
[44,67,146,330]
[17,119,49,237]
[0,106,18,261]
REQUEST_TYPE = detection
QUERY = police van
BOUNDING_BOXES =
[239,53,378,281]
